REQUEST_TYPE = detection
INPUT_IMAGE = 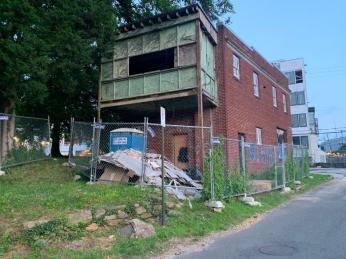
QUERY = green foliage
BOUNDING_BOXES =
[22,219,85,247]
[224,166,248,197]
[303,151,310,176]
[3,146,45,166]
[124,203,137,218]
[203,143,248,199]
[203,142,225,201]
[285,149,297,181]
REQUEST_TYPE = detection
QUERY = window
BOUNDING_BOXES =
[285,70,303,84]
[291,113,307,128]
[290,91,306,105]
[272,86,277,107]
[277,128,287,144]
[129,48,175,75]
[282,94,287,112]
[253,72,259,97]
[256,128,263,145]
[293,136,309,147]
[233,54,240,79]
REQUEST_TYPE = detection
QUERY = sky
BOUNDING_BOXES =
[225,0,346,138]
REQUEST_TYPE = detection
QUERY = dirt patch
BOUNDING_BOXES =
[150,213,266,259]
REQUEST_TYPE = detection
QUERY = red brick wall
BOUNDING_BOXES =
[211,25,292,145]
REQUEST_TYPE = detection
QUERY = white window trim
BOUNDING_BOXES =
[256,127,263,145]
[233,54,240,79]
[283,94,287,112]
[272,86,277,107]
[253,72,259,97]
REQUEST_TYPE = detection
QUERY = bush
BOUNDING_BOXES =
[203,142,248,200]
[224,166,248,197]
[285,149,297,182]
[303,151,310,176]
[203,142,225,201]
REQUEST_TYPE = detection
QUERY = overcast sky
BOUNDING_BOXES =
[226,0,346,138]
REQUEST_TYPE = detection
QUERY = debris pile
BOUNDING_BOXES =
[98,149,202,199]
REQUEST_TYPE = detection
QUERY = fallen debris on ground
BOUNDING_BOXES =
[98,149,202,199]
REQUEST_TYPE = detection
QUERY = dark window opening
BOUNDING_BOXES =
[129,48,175,75]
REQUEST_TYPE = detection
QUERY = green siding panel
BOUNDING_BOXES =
[128,36,143,56]
[114,59,128,79]
[101,82,114,101]
[161,70,179,91]
[179,67,197,89]
[160,27,177,49]
[143,32,160,53]
[144,74,160,94]
[178,22,196,45]
[114,40,128,60]
[129,77,144,96]
[114,80,129,99]
[102,62,113,80]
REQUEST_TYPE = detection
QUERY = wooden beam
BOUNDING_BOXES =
[100,89,197,108]
[195,20,204,170]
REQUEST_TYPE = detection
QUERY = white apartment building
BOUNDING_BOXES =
[274,58,326,164]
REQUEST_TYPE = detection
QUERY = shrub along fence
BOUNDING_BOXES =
[203,138,309,200]
[0,113,51,170]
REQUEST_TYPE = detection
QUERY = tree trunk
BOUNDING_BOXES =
[1,103,15,162]
[51,121,63,157]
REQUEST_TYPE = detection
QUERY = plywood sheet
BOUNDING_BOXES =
[128,36,143,56]
[144,74,160,94]
[114,40,128,60]
[129,77,144,96]
[101,82,114,101]
[160,26,177,49]
[102,62,113,80]
[114,80,129,99]
[179,67,197,89]
[114,59,128,78]
[179,44,196,66]
[143,32,160,53]
[178,22,195,45]
[160,70,178,91]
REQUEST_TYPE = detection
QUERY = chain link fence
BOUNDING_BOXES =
[0,113,51,170]
[219,138,309,198]
[68,118,309,201]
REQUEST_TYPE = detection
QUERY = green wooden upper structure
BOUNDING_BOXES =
[99,4,218,112]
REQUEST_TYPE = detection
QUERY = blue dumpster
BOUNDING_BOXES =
[109,128,144,152]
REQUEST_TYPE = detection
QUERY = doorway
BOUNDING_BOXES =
[173,134,189,170]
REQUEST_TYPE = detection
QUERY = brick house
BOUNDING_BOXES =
[98,5,291,171]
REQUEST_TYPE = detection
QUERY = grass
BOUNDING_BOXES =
[0,160,331,258]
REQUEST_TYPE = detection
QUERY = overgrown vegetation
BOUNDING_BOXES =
[0,160,331,258]
[203,143,249,200]
[285,149,297,181]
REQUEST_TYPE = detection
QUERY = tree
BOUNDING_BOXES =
[1,0,234,157]
[0,0,48,114]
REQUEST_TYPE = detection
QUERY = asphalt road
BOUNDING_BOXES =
[177,171,346,259]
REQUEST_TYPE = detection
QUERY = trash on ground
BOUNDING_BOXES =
[240,196,262,207]
[98,149,202,199]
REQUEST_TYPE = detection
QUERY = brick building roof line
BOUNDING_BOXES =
[226,40,291,95]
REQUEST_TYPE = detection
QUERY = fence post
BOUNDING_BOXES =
[68,117,75,165]
[141,117,148,184]
[47,115,51,158]
[89,117,96,183]
[240,136,247,197]
[209,125,214,201]
[274,145,278,189]
[282,143,286,188]
[160,125,166,225]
